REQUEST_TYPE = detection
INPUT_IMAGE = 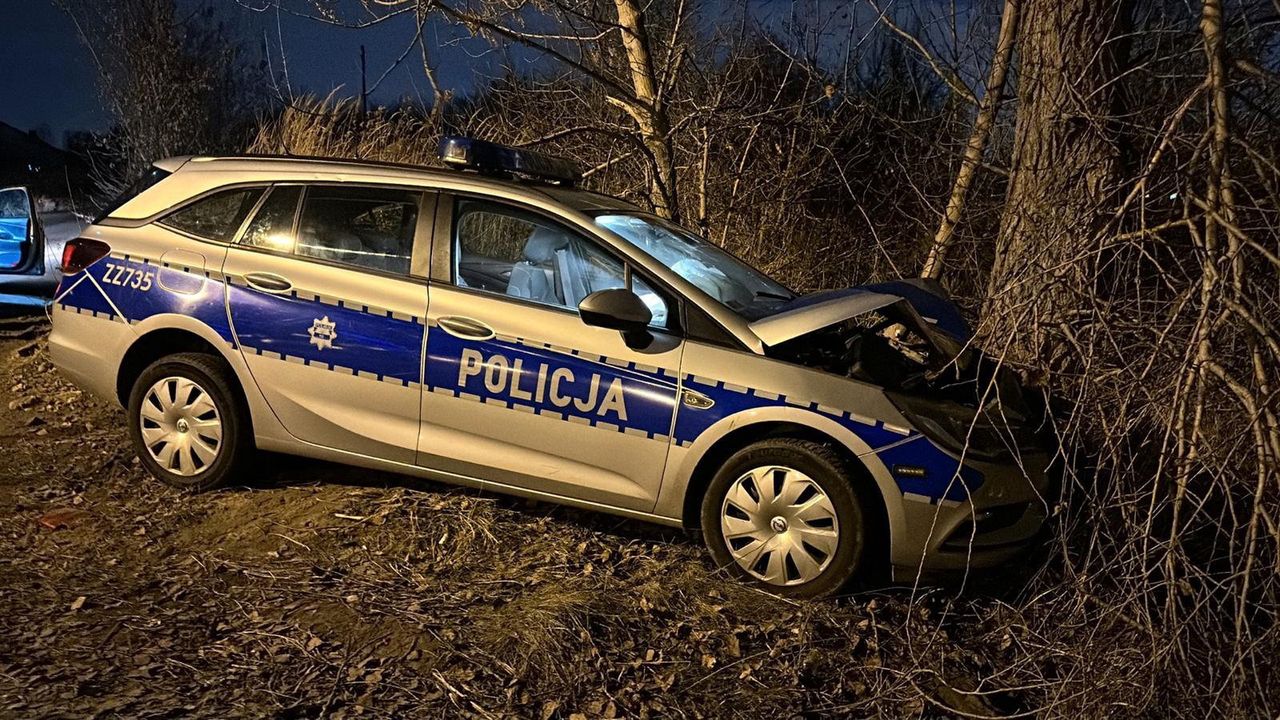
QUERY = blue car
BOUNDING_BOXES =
[0,186,58,313]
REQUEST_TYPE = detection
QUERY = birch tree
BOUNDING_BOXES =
[303,0,685,220]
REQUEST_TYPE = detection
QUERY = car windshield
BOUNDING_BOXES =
[593,213,794,320]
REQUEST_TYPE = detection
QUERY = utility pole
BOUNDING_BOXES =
[359,45,368,115]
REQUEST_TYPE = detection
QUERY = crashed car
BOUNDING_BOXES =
[48,137,1050,597]
[0,186,58,313]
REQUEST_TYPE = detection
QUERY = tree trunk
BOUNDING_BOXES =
[984,0,1132,366]
[613,0,679,221]
[921,0,1020,280]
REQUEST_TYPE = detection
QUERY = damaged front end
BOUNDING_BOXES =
[755,282,1050,463]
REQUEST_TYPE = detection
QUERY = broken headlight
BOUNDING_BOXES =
[887,392,1038,462]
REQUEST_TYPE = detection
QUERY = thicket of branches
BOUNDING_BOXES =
[75,0,1280,715]
[56,0,264,196]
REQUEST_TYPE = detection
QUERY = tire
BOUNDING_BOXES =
[126,352,252,492]
[700,438,869,598]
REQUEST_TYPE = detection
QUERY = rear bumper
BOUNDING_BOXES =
[48,303,134,404]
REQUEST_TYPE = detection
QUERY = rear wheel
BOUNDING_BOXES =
[700,438,868,598]
[127,353,250,491]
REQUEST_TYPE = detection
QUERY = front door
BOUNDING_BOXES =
[0,186,54,306]
[222,184,433,464]
[418,196,682,512]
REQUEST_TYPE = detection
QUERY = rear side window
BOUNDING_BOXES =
[93,166,171,224]
[240,186,302,251]
[295,186,418,275]
[159,188,263,242]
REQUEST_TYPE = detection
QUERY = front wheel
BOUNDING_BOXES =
[127,352,251,492]
[700,438,869,598]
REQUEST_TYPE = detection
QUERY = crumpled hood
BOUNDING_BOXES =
[749,278,972,348]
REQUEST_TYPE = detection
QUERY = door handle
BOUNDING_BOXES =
[244,271,293,294]
[437,315,495,340]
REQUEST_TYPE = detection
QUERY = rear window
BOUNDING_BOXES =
[159,188,264,242]
[93,166,171,224]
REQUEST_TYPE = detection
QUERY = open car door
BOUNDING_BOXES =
[0,186,56,312]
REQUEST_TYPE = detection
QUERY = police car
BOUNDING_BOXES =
[49,138,1050,597]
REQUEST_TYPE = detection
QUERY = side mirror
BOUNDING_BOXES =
[578,288,652,347]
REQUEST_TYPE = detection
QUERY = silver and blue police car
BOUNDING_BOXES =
[49,138,1051,597]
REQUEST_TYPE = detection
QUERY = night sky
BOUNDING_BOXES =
[0,0,502,148]
[0,0,959,149]
[0,0,107,144]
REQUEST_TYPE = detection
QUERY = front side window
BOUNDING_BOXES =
[160,187,263,242]
[454,199,669,326]
[594,213,794,320]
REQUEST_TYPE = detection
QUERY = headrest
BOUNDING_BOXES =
[523,226,570,263]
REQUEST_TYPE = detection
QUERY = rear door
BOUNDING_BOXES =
[221,183,434,464]
[418,195,683,512]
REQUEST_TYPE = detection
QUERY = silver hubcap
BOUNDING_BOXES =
[139,376,223,477]
[720,465,840,586]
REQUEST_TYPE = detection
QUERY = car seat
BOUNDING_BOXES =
[298,206,367,265]
[507,227,567,304]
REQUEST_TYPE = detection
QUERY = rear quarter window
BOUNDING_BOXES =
[93,166,171,224]
[159,188,264,242]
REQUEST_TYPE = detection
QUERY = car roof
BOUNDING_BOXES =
[137,155,642,216]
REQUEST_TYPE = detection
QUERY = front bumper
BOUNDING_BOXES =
[892,449,1053,578]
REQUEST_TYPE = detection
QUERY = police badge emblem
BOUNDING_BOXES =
[308,316,338,351]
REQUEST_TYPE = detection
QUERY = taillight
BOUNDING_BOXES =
[61,238,111,274]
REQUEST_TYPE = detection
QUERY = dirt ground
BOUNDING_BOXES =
[0,323,1016,719]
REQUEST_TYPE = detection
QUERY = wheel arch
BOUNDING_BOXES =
[675,412,904,571]
[115,320,240,407]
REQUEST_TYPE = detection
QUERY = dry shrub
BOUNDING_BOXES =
[956,2,1280,714]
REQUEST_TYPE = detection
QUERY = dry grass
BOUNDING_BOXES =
[248,95,444,168]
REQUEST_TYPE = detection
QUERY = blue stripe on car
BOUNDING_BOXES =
[57,255,235,342]
[673,376,983,503]
[424,327,679,440]
[226,280,424,386]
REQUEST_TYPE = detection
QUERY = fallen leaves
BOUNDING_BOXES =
[37,507,90,531]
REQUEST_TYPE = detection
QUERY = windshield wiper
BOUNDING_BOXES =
[753,290,793,301]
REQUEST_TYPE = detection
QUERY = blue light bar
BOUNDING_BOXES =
[438,136,581,185]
